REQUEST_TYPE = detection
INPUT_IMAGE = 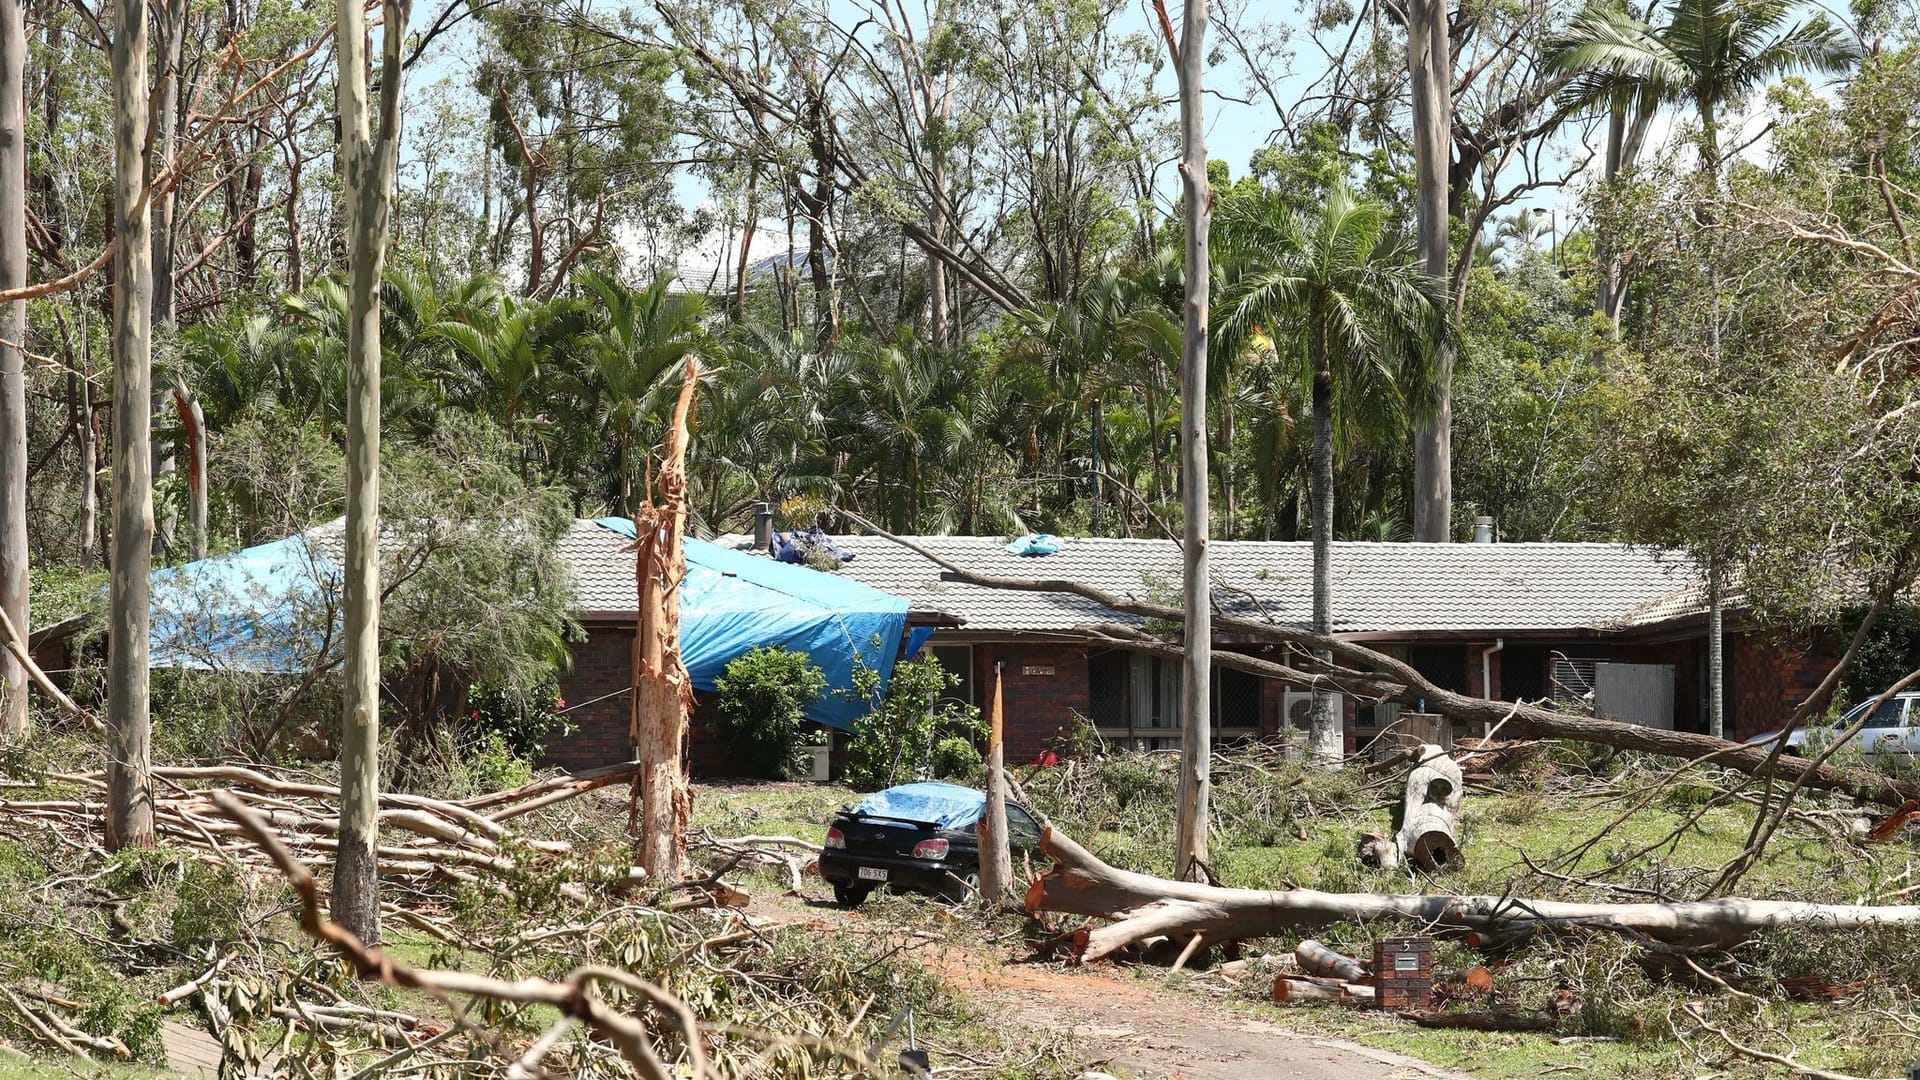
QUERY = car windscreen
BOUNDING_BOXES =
[851,784,985,829]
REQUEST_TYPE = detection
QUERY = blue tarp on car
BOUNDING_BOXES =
[850,782,985,828]
[590,518,909,729]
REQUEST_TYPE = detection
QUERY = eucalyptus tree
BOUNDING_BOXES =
[105,0,155,850]
[0,0,25,738]
[1216,184,1451,762]
[331,0,409,945]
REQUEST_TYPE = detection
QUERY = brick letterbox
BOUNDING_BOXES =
[1372,937,1433,1009]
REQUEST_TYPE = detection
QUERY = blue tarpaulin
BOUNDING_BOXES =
[590,519,909,729]
[150,535,338,672]
[148,519,914,731]
[850,782,985,828]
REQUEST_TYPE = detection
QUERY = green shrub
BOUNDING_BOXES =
[844,654,986,789]
[716,647,829,778]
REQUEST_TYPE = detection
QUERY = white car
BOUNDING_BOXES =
[1746,691,1920,755]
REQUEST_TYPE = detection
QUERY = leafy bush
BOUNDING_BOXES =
[844,654,986,789]
[715,647,829,778]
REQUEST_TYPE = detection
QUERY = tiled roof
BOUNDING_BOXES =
[560,519,640,616]
[712,534,1703,636]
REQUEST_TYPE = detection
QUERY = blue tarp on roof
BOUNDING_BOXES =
[147,520,912,731]
[591,518,909,729]
[851,782,985,828]
[150,535,338,672]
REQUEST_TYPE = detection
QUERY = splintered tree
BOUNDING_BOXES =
[0,0,25,740]
[331,0,408,945]
[1152,0,1212,882]
[105,0,154,850]
[631,361,701,884]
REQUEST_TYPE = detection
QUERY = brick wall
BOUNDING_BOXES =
[972,642,1091,764]
[545,624,741,777]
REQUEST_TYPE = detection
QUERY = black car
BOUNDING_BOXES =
[819,781,1042,907]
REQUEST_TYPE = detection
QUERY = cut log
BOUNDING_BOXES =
[1023,826,1920,959]
[1396,744,1463,872]
[1296,940,1368,982]
[1357,832,1401,870]
[1273,976,1374,1005]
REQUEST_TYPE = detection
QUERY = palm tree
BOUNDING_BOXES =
[575,270,707,515]
[1550,0,1857,189]
[1215,184,1451,761]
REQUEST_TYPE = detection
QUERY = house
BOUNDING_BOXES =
[690,532,1840,762]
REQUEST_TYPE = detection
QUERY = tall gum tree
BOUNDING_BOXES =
[331,0,409,945]
[1153,0,1212,883]
[0,0,25,740]
[107,0,154,849]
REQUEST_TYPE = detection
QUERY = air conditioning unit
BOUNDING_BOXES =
[1283,689,1345,731]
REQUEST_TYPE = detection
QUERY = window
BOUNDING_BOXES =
[1006,806,1041,848]
[928,645,974,707]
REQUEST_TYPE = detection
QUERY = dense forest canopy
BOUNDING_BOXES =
[11,0,1920,640]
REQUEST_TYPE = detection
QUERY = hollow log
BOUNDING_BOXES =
[1022,826,1920,959]
[1397,744,1463,872]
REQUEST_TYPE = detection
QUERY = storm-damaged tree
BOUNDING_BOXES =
[331,0,409,945]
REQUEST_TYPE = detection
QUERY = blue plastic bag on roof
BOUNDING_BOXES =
[1004,533,1063,556]
[772,526,855,564]
[851,782,985,828]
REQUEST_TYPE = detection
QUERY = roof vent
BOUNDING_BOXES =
[752,501,775,552]
[1472,517,1495,544]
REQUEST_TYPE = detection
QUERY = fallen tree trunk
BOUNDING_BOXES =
[1023,827,1920,959]
[839,517,1920,811]
[1398,745,1463,872]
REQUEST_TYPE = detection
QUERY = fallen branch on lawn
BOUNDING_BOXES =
[208,790,711,1080]
[1022,826,1920,959]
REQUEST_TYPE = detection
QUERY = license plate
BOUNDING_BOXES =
[856,866,888,882]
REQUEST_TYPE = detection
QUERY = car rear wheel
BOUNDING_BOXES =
[832,883,872,909]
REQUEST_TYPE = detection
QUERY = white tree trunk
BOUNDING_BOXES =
[1026,827,1920,960]
[1171,0,1213,883]
[0,0,26,740]
[331,0,407,945]
[1408,0,1453,542]
[1709,562,1725,739]
[1396,744,1463,872]
[978,661,1014,905]
[106,0,154,850]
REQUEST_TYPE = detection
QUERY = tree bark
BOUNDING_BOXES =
[978,661,1014,906]
[149,0,186,558]
[1408,0,1453,542]
[171,386,207,560]
[1024,827,1920,959]
[0,0,26,740]
[631,362,699,884]
[1307,334,1341,761]
[1165,0,1213,882]
[331,0,408,945]
[106,0,154,850]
